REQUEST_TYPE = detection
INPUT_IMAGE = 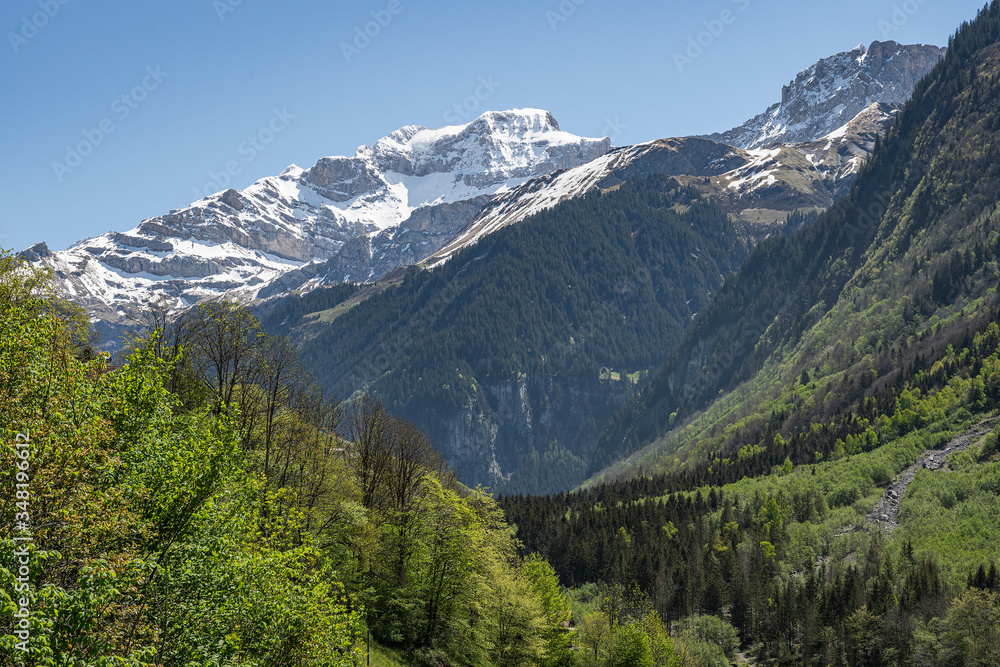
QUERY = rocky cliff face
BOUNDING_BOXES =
[417,374,637,493]
[26,109,610,325]
[706,41,945,149]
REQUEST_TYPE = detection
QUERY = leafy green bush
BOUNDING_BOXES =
[828,483,861,508]
[603,622,653,667]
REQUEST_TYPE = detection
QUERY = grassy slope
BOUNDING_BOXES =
[692,415,1000,591]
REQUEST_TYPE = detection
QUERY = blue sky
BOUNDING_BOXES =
[1,0,986,252]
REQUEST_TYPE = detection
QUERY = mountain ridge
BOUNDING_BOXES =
[423,100,902,272]
[589,19,1000,484]
[705,40,945,149]
[23,109,610,326]
[251,41,947,494]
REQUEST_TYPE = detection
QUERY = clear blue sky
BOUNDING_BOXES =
[1,0,986,252]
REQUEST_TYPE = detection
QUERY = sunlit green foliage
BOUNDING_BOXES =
[0,252,573,666]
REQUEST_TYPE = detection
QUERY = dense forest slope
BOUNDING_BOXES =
[591,4,1000,480]
[0,249,752,666]
[0,251,595,667]
[502,8,1000,665]
[286,178,751,493]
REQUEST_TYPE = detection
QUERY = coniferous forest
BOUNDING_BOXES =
[279,175,751,492]
[501,3,1000,665]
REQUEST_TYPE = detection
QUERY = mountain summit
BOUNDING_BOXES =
[707,40,945,149]
[24,109,610,326]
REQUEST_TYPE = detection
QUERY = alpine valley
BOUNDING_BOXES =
[10,5,1000,663]
[22,41,947,493]
[251,39,946,494]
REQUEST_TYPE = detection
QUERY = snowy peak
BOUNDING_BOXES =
[710,41,945,149]
[27,109,611,327]
[369,108,566,170]
[306,108,607,199]
[301,107,610,224]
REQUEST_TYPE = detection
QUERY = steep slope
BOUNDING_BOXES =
[707,40,945,149]
[287,177,749,493]
[498,15,1000,664]
[784,100,899,199]
[266,43,943,495]
[24,109,610,325]
[422,139,748,268]
[590,6,1000,483]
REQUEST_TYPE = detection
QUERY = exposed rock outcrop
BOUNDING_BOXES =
[706,41,945,149]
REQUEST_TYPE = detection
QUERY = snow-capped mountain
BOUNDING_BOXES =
[23,109,610,323]
[24,42,944,330]
[706,40,945,149]
[420,42,944,269]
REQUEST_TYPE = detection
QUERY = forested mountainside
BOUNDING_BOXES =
[7,0,999,663]
[277,177,752,494]
[592,3,1000,480]
[0,248,751,666]
[422,107,892,273]
[254,38,943,498]
[498,3,1000,664]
